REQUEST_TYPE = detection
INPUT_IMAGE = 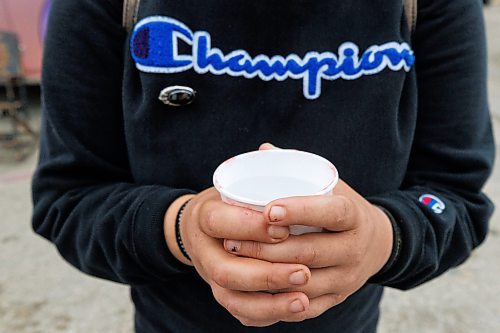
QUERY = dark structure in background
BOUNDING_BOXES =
[0,31,37,161]
[0,0,50,84]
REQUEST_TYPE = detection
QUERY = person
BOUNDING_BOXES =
[31,0,495,332]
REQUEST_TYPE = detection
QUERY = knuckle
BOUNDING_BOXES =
[250,241,263,258]
[336,196,353,227]
[211,284,236,311]
[212,267,230,289]
[328,294,343,305]
[237,317,254,327]
[266,273,273,290]
[226,301,244,318]
[188,205,202,230]
[334,294,348,305]
[298,244,318,266]
[210,284,224,302]
[203,209,218,235]
[195,198,209,219]
[265,270,280,290]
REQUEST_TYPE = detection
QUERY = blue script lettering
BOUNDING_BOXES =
[131,16,415,99]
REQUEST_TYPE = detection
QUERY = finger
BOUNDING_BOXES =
[258,142,280,150]
[224,233,356,268]
[192,216,308,293]
[264,195,360,231]
[199,199,289,243]
[198,232,312,292]
[208,254,312,291]
[282,293,347,322]
[211,284,310,326]
[284,266,362,299]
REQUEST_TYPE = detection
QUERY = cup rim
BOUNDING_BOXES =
[213,149,339,207]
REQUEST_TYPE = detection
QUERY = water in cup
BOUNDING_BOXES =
[226,176,319,203]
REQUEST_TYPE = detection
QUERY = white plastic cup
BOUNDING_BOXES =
[213,149,339,235]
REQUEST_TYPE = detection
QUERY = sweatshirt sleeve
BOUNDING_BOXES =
[31,0,194,285]
[368,0,495,289]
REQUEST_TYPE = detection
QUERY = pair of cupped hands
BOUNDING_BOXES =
[169,143,393,327]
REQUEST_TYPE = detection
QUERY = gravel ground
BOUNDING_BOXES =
[1,4,500,333]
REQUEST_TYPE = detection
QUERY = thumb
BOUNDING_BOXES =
[259,143,280,151]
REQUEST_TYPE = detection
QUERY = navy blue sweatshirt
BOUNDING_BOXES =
[32,0,495,332]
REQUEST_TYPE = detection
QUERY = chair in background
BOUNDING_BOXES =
[0,31,37,160]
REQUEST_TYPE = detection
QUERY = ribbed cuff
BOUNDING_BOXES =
[367,191,423,287]
[369,205,401,282]
[132,186,196,281]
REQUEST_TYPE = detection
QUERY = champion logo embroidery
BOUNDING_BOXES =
[131,16,415,100]
[419,194,446,214]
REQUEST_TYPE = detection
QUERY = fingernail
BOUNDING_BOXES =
[267,225,289,239]
[289,270,307,285]
[224,240,241,253]
[269,206,286,222]
[289,299,305,313]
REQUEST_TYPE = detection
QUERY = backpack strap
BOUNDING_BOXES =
[123,0,140,32]
[404,0,418,34]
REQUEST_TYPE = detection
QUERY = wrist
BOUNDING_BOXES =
[370,205,395,276]
[165,194,196,266]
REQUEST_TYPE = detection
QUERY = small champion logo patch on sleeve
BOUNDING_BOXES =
[419,194,445,214]
[130,16,415,100]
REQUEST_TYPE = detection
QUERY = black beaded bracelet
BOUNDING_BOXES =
[175,199,191,261]
[372,205,402,277]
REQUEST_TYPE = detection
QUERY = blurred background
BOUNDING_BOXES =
[1,1,499,332]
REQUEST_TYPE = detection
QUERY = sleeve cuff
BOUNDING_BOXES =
[368,205,402,283]
[367,191,424,288]
[132,186,196,281]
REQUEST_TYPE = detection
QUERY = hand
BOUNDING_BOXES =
[169,187,317,326]
[222,144,394,320]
